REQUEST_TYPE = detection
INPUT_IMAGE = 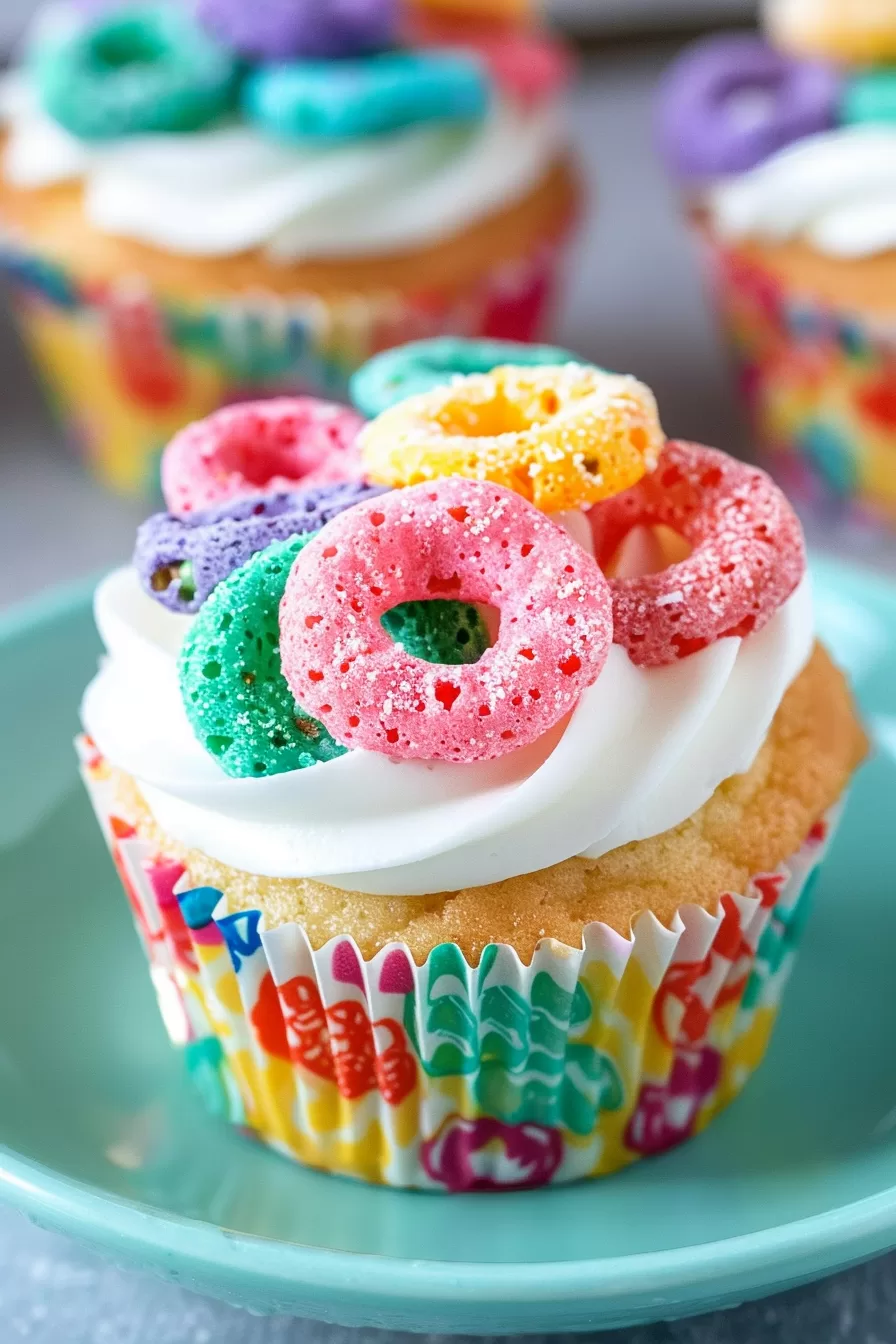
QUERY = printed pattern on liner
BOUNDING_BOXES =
[0,230,567,497]
[708,241,896,527]
[79,736,837,1190]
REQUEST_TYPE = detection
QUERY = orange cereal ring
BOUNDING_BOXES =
[359,364,664,513]
[409,0,531,23]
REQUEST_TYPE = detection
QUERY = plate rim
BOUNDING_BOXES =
[3,1139,896,1306]
[2,557,896,1319]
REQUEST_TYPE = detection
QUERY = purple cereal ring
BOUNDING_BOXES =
[656,34,842,181]
[195,0,397,61]
[135,479,389,615]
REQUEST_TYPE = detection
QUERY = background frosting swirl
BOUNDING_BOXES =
[0,66,562,261]
[709,125,896,258]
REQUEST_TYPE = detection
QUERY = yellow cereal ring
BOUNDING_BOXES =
[359,364,664,512]
[764,0,896,65]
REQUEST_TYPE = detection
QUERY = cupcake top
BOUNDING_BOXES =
[0,0,570,262]
[657,8,896,260]
[81,338,814,897]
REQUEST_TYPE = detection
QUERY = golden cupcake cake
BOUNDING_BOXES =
[79,341,866,1190]
[658,2,896,533]
[0,0,576,496]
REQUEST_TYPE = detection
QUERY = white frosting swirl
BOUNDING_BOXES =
[0,70,562,261]
[80,565,814,897]
[709,126,896,259]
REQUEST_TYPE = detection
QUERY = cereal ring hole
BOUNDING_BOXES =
[603,523,692,578]
[150,559,195,602]
[381,600,497,665]
[215,427,319,489]
[434,385,537,439]
[91,17,167,70]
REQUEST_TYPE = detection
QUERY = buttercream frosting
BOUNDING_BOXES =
[81,559,814,897]
[709,125,896,258]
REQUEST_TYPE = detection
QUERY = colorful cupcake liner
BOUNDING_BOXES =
[0,225,571,498]
[707,239,896,529]
[79,737,843,1191]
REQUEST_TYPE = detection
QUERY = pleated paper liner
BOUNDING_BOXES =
[706,237,896,532]
[79,737,842,1191]
[0,227,570,498]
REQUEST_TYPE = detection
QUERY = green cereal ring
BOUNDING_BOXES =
[179,533,347,780]
[36,5,239,141]
[349,337,582,420]
[382,600,490,666]
[841,70,896,126]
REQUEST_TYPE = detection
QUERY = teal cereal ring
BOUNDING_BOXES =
[350,337,581,420]
[179,533,347,780]
[841,70,896,126]
[382,600,490,666]
[36,5,239,141]
[242,50,489,144]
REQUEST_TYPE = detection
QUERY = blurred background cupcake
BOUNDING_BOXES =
[657,0,896,537]
[0,0,577,496]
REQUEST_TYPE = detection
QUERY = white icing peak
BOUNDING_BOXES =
[0,68,562,261]
[81,554,814,897]
[709,125,896,259]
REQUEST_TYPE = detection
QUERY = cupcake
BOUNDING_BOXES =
[657,10,896,535]
[0,1,576,497]
[78,343,866,1190]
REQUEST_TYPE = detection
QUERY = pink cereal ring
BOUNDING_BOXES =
[408,19,572,107]
[161,397,365,515]
[279,478,612,762]
[468,31,572,107]
[588,440,806,668]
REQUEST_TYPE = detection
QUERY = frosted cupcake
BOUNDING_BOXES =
[0,0,575,496]
[79,344,866,1190]
[657,7,896,533]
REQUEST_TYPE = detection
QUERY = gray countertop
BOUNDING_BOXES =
[1,37,895,1344]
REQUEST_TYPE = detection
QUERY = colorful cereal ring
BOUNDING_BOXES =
[656,34,841,180]
[360,364,664,513]
[588,440,806,667]
[179,534,348,779]
[349,337,580,420]
[242,50,489,143]
[410,0,532,20]
[35,5,240,141]
[404,13,572,107]
[196,0,397,60]
[161,398,366,516]
[841,69,896,125]
[449,29,571,107]
[136,480,389,615]
[279,478,612,762]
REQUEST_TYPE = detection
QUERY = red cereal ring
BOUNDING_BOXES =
[405,14,573,107]
[161,397,365,515]
[588,440,806,667]
[279,478,613,762]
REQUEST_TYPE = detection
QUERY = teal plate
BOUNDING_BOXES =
[0,558,894,1335]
